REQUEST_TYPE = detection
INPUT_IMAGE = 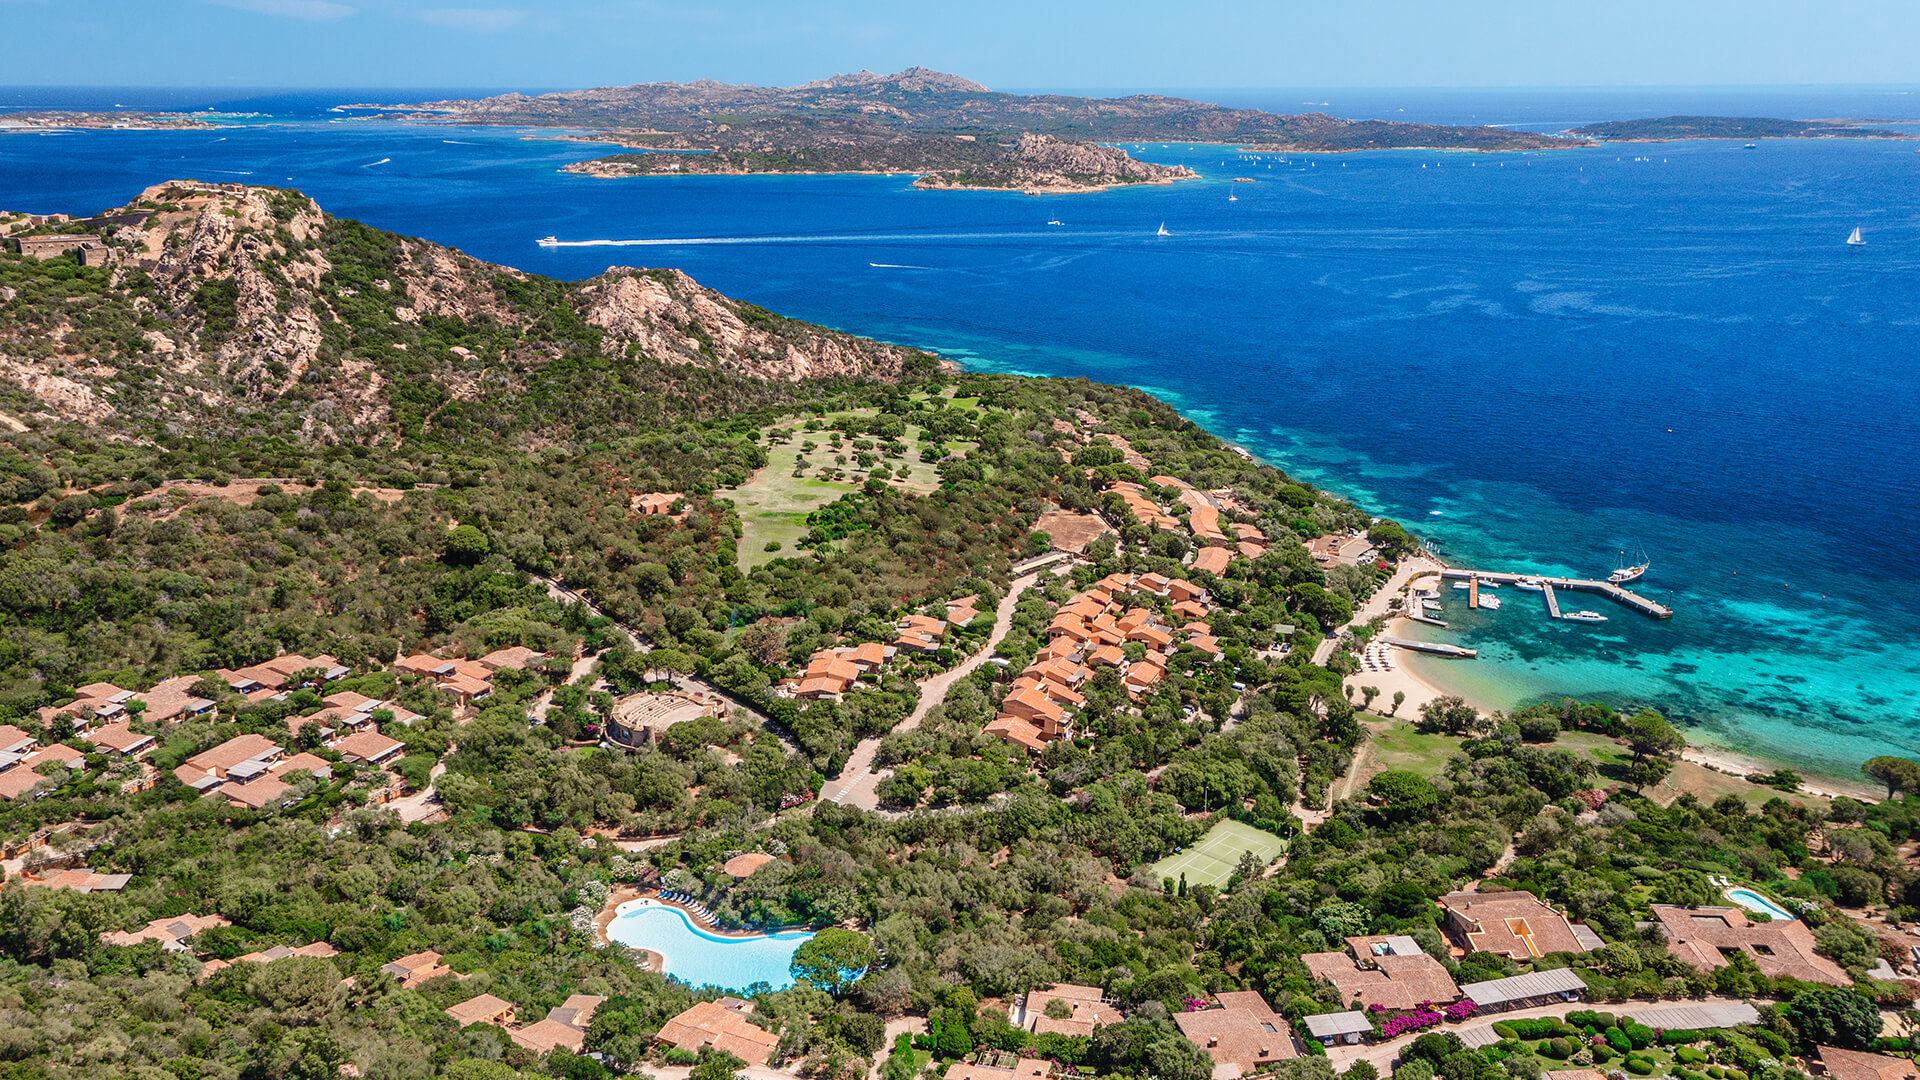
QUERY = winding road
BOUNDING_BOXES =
[819,565,1060,810]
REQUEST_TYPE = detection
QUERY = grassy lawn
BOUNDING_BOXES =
[723,408,980,570]
[1149,819,1289,889]
[1365,722,1465,780]
[721,462,857,571]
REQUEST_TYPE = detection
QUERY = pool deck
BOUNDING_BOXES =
[593,886,663,971]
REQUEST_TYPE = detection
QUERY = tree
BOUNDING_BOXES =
[1418,695,1482,736]
[1862,756,1920,799]
[790,927,876,996]
[1367,770,1440,821]
[1147,1033,1215,1080]
[1780,987,1880,1049]
[1623,709,1683,761]
[692,1047,748,1080]
[1391,691,1405,715]
[1314,899,1370,941]
[442,524,490,565]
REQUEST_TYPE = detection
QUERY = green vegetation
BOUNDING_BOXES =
[3,186,1916,1080]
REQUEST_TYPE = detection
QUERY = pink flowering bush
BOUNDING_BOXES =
[1184,998,1213,1013]
[1444,1001,1477,1023]
[1379,1010,1444,1039]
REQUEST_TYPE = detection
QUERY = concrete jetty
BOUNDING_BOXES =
[1439,568,1671,620]
[1383,637,1478,658]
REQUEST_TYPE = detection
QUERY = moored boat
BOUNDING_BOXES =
[1563,610,1608,623]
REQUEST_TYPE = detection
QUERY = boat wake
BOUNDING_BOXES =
[536,229,1129,248]
[868,262,933,269]
[363,157,391,167]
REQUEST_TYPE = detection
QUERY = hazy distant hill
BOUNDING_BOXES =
[350,68,1585,189]
[1567,115,1916,141]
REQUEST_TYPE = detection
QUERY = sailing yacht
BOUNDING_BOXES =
[1608,543,1650,585]
[1156,222,1171,237]
[1847,227,1865,246]
[1228,193,1237,202]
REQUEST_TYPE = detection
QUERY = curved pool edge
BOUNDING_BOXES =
[1724,886,1798,921]
[605,899,816,991]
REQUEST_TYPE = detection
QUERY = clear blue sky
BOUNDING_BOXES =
[3,0,1916,89]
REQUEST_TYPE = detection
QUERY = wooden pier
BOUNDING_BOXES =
[1439,568,1671,620]
[1468,576,1480,609]
[1383,637,1478,658]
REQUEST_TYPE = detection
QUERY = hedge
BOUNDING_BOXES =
[1676,1048,1708,1065]
[1662,1030,1707,1046]
[1626,1059,1655,1075]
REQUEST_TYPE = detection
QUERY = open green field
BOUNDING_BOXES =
[720,408,980,569]
[1366,722,1465,780]
[1149,819,1289,889]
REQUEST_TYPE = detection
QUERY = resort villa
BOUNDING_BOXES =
[1301,935,1460,1011]
[1815,1047,1920,1080]
[1173,991,1300,1077]
[1439,890,1601,959]
[1649,904,1849,985]
[655,998,780,1064]
[1018,983,1123,1038]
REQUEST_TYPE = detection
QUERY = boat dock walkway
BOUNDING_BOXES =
[1383,637,1478,659]
[1440,569,1671,620]
[1468,576,1480,609]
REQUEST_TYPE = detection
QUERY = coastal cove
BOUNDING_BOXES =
[2,92,1917,777]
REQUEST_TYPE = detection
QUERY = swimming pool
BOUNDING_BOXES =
[605,901,814,991]
[1726,887,1797,922]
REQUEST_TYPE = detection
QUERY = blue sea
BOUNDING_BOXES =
[4,86,1918,777]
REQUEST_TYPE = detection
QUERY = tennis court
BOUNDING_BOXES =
[1149,819,1290,889]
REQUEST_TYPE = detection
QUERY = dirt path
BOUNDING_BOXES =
[820,568,1051,810]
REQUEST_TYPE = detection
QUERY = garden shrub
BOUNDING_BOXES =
[1708,1068,1725,1078]
[1540,1039,1572,1060]
[1492,1024,1518,1040]
[1662,1030,1706,1046]
[1606,1029,1633,1053]
[1591,1045,1615,1064]
[1505,1018,1562,1040]
[1624,1023,1656,1050]
[1626,1058,1655,1076]
[1676,1047,1707,1064]
[1595,1013,1618,1028]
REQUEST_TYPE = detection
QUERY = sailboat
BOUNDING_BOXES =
[1608,543,1650,585]
[1156,222,1171,237]
[1228,192,1237,202]
[1846,227,1865,246]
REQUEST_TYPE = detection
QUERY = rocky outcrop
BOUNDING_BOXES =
[0,183,935,445]
[578,268,930,381]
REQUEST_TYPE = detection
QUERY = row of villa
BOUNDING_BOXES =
[986,570,1222,753]
[780,594,984,701]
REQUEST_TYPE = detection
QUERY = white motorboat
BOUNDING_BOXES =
[1563,610,1608,623]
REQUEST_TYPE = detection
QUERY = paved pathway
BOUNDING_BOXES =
[820,567,1054,810]
[1320,995,1758,1073]
[1313,555,1442,666]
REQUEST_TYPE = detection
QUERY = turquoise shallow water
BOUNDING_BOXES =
[3,88,1917,774]
[605,903,813,991]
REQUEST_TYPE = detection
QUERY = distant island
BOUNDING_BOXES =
[1567,115,1917,142]
[348,67,1590,192]
[0,110,217,132]
[565,132,1195,194]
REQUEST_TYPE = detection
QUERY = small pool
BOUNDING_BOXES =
[606,901,814,991]
[1726,887,1797,922]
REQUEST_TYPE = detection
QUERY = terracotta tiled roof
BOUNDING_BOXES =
[1441,890,1589,959]
[1175,990,1300,1074]
[446,993,516,1028]
[1650,904,1847,986]
[655,1000,780,1064]
[1023,983,1122,1037]
[1818,1047,1920,1080]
